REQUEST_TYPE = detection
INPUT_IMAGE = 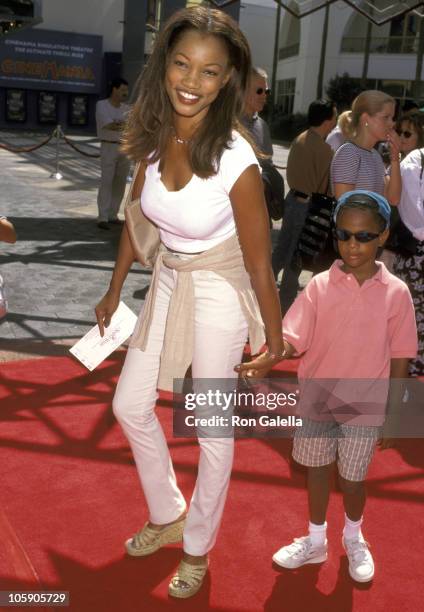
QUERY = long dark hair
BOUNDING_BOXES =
[122,5,252,177]
[397,112,424,148]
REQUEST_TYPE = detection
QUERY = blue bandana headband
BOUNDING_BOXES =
[333,190,391,229]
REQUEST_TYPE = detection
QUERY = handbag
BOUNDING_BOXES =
[296,193,336,268]
[386,212,419,257]
[124,162,160,268]
[261,162,286,221]
[0,274,8,319]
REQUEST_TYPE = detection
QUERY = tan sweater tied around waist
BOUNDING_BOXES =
[129,233,265,391]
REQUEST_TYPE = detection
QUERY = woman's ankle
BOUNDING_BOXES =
[182,552,208,565]
[148,510,187,530]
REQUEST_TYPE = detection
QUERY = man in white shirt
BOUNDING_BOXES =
[96,77,130,229]
[399,147,424,241]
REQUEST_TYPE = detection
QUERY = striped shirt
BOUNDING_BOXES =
[331,141,385,195]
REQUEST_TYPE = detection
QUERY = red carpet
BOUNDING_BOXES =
[0,354,423,611]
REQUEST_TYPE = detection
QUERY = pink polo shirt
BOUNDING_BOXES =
[283,261,418,425]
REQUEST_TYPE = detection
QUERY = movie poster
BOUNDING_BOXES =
[69,94,88,126]
[38,91,57,124]
[5,89,26,122]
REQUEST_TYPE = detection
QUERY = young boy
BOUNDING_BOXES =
[272,190,418,582]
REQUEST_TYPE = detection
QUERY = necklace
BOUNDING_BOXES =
[171,128,191,145]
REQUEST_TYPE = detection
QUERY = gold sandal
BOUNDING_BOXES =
[125,518,185,557]
[168,559,209,599]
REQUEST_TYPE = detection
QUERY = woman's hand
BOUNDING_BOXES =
[234,350,285,380]
[95,288,120,336]
[387,129,401,162]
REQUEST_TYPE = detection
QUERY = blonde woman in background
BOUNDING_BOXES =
[326,110,351,152]
[331,90,401,203]
[331,91,401,271]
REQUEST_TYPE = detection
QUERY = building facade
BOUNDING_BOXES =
[276,1,423,113]
[2,0,421,131]
[239,0,277,79]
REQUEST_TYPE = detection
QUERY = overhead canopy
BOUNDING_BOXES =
[0,0,42,37]
[207,0,424,25]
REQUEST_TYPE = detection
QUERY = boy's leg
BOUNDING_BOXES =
[308,465,332,525]
[337,425,379,582]
[338,476,366,523]
[273,419,336,568]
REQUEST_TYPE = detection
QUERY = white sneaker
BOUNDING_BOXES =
[273,536,328,569]
[343,535,374,582]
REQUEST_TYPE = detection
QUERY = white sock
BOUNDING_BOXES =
[308,521,327,547]
[343,514,363,541]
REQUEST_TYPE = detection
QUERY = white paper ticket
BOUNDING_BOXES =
[69,301,138,370]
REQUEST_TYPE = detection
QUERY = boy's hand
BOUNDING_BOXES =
[234,350,285,380]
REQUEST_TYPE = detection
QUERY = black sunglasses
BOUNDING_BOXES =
[397,130,413,138]
[334,228,381,243]
[256,88,271,95]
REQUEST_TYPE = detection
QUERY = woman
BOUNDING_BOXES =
[393,149,424,376]
[331,90,401,203]
[95,6,283,599]
[397,112,424,159]
[325,109,351,152]
[331,90,401,271]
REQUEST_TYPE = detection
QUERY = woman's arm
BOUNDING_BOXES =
[384,129,402,206]
[229,165,284,377]
[0,218,17,243]
[333,183,355,200]
[95,165,144,336]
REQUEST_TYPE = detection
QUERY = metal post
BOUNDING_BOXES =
[316,4,330,99]
[269,0,282,125]
[50,124,63,180]
[414,17,424,102]
[361,13,373,88]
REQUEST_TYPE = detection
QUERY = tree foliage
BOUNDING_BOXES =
[326,72,363,110]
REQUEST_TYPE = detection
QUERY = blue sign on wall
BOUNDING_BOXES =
[0,28,103,93]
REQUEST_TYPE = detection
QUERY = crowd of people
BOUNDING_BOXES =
[271,89,423,377]
[2,2,422,601]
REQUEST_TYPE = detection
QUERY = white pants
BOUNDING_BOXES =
[113,259,249,555]
[97,143,130,222]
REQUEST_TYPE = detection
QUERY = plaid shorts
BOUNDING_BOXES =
[293,418,380,481]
